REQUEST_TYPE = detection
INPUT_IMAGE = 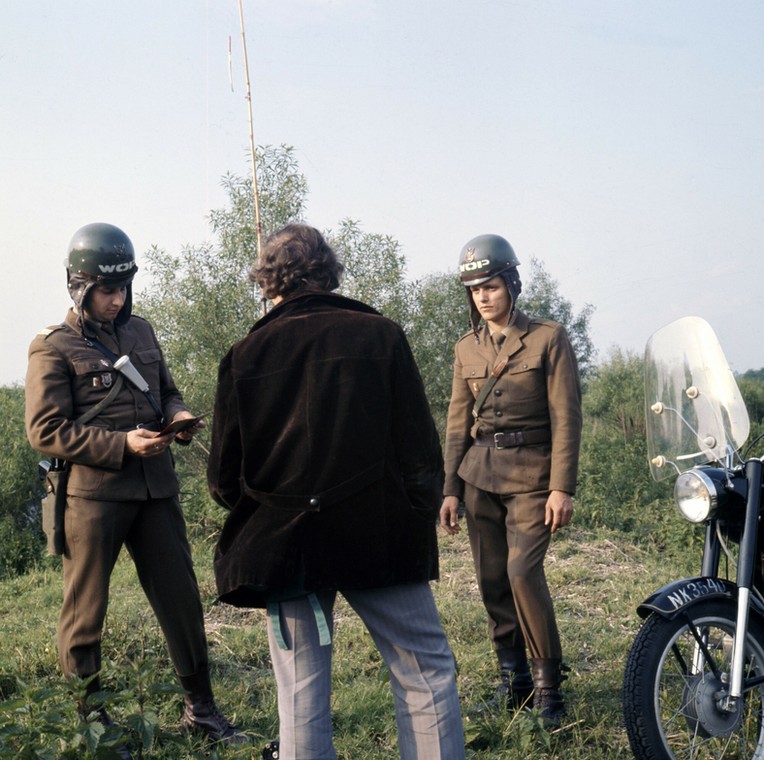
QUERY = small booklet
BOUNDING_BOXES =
[159,414,207,436]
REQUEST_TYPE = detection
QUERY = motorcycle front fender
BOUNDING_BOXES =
[637,576,744,620]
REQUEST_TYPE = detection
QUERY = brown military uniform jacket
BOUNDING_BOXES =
[443,309,582,498]
[25,308,187,501]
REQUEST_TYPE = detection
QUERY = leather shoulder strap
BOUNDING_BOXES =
[76,374,125,425]
[472,356,509,420]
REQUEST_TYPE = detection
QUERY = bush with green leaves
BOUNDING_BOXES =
[0,386,45,578]
[0,665,190,759]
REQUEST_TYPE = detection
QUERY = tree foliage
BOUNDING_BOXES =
[576,350,669,529]
[741,368,764,383]
[522,257,596,379]
[138,147,596,440]
[135,148,432,530]
[331,219,414,329]
[137,145,309,421]
[739,375,764,457]
[135,146,312,523]
[0,386,45,577]
[405,273,468,435]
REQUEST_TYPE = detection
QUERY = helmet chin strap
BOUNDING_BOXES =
[500,268,521,330]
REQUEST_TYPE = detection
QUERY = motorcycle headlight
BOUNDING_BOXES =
[674,470,722,523]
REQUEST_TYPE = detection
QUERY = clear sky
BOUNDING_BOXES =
[2,0,763,386]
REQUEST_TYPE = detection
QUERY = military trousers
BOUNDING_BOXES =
[58,495,209,680]
[463,484,562,659]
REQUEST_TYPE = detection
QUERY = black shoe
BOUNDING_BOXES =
[530,658,569,727]
[262,739,280,759]
[533,687,566,726]
[496,647,533,709]
[180,696,250,745]
[493,674,534,710]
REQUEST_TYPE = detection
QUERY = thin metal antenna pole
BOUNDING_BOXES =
[236,0,267,315]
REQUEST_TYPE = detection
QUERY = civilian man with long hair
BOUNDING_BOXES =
[208,224,465,759]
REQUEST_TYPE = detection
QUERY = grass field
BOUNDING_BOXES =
[0,523,692,758]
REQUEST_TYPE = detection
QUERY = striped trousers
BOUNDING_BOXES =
[267,582,465,760]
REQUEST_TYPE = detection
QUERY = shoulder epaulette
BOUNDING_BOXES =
[528,317,560,329]
[37,325,66,337]
[456,329,477,344]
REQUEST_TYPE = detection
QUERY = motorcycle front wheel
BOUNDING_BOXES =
[623,599,764,760]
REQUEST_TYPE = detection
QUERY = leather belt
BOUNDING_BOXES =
[474,428,551,449]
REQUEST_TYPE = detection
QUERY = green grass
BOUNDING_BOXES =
[0,524,694,758]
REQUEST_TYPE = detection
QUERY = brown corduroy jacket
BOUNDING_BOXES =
[207,291,443,608]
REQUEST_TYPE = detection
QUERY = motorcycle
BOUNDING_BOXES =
[622,316,764,759]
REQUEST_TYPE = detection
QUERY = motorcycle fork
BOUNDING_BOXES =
[725,460,761,708]
[681,523,724,679]
[680,461,762,711]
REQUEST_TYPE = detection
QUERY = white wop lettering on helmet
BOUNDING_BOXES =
[98,261,136,274]
[459,259,490,273]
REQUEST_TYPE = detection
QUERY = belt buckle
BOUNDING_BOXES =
[494,432,505,449]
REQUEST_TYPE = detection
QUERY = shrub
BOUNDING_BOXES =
[0,386,45,578]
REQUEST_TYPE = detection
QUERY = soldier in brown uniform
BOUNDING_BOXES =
[25,223,246,754]
[439,234,582,724]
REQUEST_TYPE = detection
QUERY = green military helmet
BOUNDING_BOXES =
[66,222,138,285]
[458,234,519,287]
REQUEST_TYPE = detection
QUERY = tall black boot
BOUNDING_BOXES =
[493,647,533,709]
[530,658,568,726]
[178,668,250,745]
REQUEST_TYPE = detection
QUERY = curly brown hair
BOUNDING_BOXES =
[249,224,344,300]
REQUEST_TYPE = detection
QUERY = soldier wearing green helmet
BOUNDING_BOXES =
[457,234,523,338]
[440,233,582,725]
[65,222,138,328]
[25,223,248,756]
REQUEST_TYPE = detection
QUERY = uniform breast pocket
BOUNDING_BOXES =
[133,347,162,387]
[71,356,116,395]
[462,363,488,399]
[505,354,546,403]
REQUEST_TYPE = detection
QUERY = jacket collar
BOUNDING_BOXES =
[249,289,381,334]
[64,307,138,358]
[501,309,530,360]
[482,309,530,362]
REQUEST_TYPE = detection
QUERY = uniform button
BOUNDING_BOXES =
[494,389,502,396]
[471,370,476,376]
[496,411,503,417]
[309,498,320,508]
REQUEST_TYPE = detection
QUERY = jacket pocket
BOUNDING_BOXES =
[67,463,106,495]
[132,347,162,387]
[462,363,488,398]
[71,355,114,374]
[506,353,544,375]
[134,347,162,364]
[71,356,118,402]
[503,353,546,406]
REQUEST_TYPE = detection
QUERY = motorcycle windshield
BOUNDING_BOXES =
[644,316,749,481]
